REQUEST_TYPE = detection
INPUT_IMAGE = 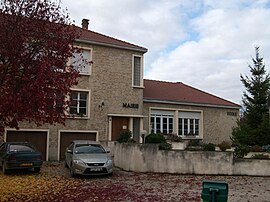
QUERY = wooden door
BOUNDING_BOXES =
[112,117,129,141]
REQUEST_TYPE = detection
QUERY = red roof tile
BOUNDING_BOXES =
[75,26,147,53]
[143,79,240,108]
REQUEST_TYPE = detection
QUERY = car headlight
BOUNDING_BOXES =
[73,159,86,166]
[105,159,113,166]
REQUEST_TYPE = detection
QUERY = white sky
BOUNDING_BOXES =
[62,0,270,105]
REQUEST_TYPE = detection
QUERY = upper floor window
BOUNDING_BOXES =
[132,55,143,87]
[71,48,92,75]
[69,90,90,117]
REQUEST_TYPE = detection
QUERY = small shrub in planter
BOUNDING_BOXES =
[127,138,136,143]
[218,141,231,151]
[262,145,270,152]
[117,131,132,143]
[188,139,202,146]
[251,154,269,159]
[167,133,182,142]
[145,133,166,143]
[203,143,216,151]
[233,144,249,158]
[159,142,172,150]
[250,145,263,152]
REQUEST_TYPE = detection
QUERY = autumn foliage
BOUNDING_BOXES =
[0,0,80,137]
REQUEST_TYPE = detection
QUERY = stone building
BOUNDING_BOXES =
[4,19,240,160]
[143,80,240,144]
[4,19,147,161]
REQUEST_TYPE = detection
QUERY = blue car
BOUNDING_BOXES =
[0,142,43,174]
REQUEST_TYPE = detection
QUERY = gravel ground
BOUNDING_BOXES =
[1,161,270,202]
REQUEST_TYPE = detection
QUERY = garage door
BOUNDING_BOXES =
[6,131,47,161]
[60,132,97,160]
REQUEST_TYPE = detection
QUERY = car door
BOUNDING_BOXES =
[65,142,74,167]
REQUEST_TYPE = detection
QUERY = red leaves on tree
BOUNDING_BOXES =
[0,0,80,136]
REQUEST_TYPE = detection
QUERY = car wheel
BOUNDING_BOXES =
[34,167,41,173]
[69,164,76,177]
[108,172,113,177]
[2,162,7,174]
[70,168,76,177]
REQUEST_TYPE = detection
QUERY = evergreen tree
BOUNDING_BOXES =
[232,47,270,146]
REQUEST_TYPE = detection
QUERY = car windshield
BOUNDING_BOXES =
[9,144,36,152]
[74,144,105,154]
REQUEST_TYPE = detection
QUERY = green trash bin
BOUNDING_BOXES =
[201,180,228,202]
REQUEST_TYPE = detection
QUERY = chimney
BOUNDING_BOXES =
[82,19,89,30]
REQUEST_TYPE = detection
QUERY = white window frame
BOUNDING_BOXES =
[132,54,144,88]
[178,111,201,137]
[69,46,92,75]
[150,110,174,134]
[68,89,91,118]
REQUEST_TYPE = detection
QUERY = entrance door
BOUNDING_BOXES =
[112,117,129,141]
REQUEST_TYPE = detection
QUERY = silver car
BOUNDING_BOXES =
[65,140,113,177]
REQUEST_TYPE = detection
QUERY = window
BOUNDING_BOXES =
[71,49,92,75]
[151,114,173,134]
[133,55,143,87]
[69,91,89,117]
[178,111,201,137]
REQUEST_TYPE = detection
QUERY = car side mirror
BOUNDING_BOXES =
[66,149,72,154]
[106,150,110,153]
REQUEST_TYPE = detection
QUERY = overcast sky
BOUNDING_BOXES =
[62,0,270,105]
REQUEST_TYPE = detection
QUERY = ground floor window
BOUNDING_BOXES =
[151,114,173,134]
[178,118,199,136]
[178,111,201,137]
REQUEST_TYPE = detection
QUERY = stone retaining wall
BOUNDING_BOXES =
[113,143,270,176]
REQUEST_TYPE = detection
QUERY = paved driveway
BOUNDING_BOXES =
[0,162,269,201]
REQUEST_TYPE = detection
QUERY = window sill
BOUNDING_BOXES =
[79,73,91,76]
[67,115,90,120]
[181,136,202,139]
[132,85,145,89]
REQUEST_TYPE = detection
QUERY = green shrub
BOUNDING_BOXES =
[159,142,172,150]
[127,138,136,143]
[188,139,202,147]
[218,141,231,151]
[203,143,216,151]
[251,154,269,159]
[262,145,270,152]
[233,144,249,158]
[167,133,182,142]
[117,131,132,143]
[250,145,263,152]
[145,133,166,143]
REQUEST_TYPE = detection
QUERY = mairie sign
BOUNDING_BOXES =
[122,103,139,109]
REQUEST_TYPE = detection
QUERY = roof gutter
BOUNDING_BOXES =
[143,98,240,110]
[75,38,148,53]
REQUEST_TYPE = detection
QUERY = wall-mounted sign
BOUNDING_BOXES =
[227,112,237,116]
[123,103,139,109]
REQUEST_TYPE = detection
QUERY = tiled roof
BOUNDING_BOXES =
[75,26,147,53]
[143,79,240,108]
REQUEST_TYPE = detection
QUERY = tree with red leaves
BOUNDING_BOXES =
[0,0,80,140]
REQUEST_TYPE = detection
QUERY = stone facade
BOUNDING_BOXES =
[143,102,239,145]
[4,40,146,161]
